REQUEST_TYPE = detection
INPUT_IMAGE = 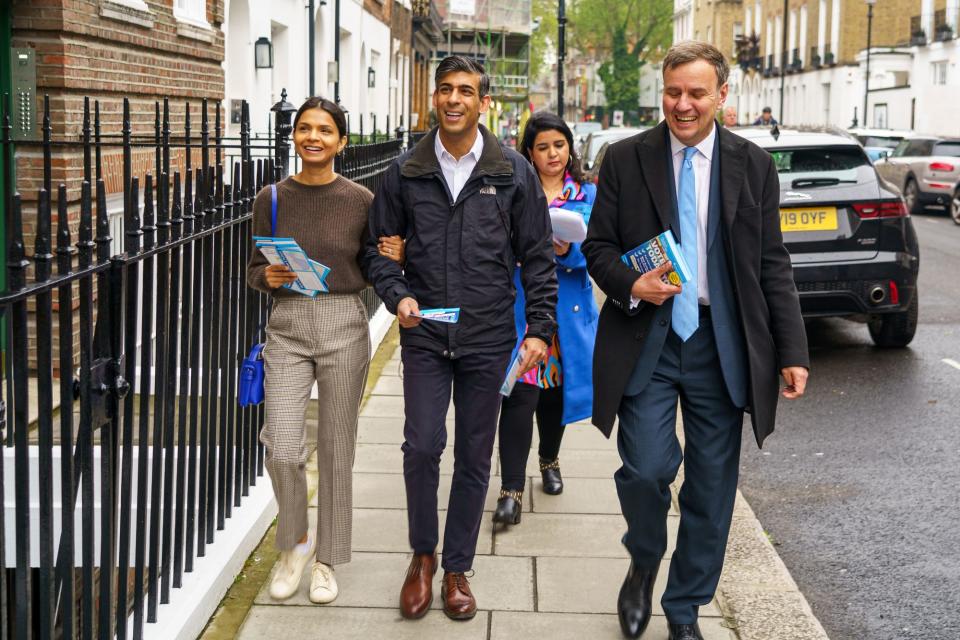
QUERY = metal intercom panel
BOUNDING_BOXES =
[10,48,36,141]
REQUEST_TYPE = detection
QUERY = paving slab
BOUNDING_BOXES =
[362,394,455,421]
[238,606,488,639]
[520,448,622,478]
[531,422,613,451]
[354,443,458,475]
[528,477,622,514]
[489,611,735,640]
[369,374,405,396]
[491,513,673,559]
[351,507,494,555]
[255,552,534,612]
[535,556,722,617]
[354,472,532,513]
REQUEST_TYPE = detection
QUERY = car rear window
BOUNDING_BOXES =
[932,142,960,157]
[861,136,901,149]
[770,146,873,185]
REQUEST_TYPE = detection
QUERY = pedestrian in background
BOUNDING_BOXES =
[753,106,778,126]
[365,55,557,621]
[583,42,808,640]
[491,110,599,527]
[721,106,738,127]
[246,97,373,606]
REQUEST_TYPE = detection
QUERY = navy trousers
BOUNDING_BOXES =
[616,312,744,624]
[401,346,511,573]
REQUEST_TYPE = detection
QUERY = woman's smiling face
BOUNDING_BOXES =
[293,107,345,168]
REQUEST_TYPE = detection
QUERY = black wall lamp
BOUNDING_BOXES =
[367,66,376,88]
[255,36,273,69]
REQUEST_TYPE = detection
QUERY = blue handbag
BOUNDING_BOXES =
[238,185,278,407]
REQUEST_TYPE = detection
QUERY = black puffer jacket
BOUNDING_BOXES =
[364,126,557,358]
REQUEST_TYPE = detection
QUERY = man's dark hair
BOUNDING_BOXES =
[762,106,772,113]
[293,96,347,138]
[519,110,586,185]
[434,55,490,97]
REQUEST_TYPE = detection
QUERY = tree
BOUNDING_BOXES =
[529,0,559,82]
[568,0,673,110]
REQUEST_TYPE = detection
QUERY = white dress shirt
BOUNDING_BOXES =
[435,129,484,201]
[668,125,715,305]
[630,124,716,308]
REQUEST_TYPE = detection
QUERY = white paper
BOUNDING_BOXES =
[549,207,588,243]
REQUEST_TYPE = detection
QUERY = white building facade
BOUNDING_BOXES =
[222,0,409,140]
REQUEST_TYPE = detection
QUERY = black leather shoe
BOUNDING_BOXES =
[539,457,563,495]
[492,489,522,526]
[617,561,657,639]
[668,622,704,640]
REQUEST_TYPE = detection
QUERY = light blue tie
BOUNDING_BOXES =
[671,146,699,342]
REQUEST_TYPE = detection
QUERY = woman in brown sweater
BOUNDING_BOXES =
[246,97,372,605]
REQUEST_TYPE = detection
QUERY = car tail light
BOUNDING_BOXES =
[929,161,955,172]
[852,200,908,218]
[888,280,900,305]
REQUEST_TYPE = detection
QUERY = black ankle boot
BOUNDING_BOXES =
[539,457,563,495]
[492,489,522,525]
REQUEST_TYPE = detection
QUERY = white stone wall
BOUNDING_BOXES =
[223,0,399,141]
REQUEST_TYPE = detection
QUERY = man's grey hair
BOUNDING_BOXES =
[662,41,730,89]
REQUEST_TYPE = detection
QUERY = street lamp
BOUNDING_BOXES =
[863,0,876,128]
[557,0,566,119]
[254,36,273,69]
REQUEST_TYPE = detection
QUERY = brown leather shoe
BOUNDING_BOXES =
[441,571,477,620]
[399,553,436,619]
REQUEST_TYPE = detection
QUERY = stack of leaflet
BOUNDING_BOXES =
[620,230,692,287]
[255,236,331,296]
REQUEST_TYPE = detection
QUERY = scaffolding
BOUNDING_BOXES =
[436,0,532,103]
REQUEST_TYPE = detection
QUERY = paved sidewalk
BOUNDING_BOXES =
[215,329,829,640]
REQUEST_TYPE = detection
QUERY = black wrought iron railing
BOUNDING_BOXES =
[0,90,402,639]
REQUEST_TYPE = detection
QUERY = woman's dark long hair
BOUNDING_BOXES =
[293,96,348,139]
[519,111,586,186]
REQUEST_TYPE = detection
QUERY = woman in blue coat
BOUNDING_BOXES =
[493,111,600,526]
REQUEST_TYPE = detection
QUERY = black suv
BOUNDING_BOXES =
[731,127,921,347]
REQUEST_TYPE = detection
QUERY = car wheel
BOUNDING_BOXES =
[868,291,918,348]
[903,179,923,215]
[951,189,960,225]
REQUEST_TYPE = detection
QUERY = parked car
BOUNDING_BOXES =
[873,135,960,214]
[580,127,646,172]
[584,141,612,184]
[849,127,911,149]
[730,126,920,347]
[571,121,603,148]
[951,177,960,224]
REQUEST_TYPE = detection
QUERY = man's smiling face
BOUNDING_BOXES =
[432,70,490,138]
[662,59,728,147]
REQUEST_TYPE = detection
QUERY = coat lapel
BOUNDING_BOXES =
[637,122,677,235]
[718,127,746,234]
[707,130,722,251]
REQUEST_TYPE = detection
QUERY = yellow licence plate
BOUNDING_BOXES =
[780,207,838,232]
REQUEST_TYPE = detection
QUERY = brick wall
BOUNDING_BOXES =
[9,0,226,373]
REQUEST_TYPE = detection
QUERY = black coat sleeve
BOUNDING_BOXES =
[758,153,810,369]
[513,161,558,344]
[363,161,415,314]
[582,145,644,316]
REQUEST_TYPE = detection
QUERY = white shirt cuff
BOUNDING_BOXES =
[629,296,641,309]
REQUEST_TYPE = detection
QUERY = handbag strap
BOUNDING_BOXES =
[252,183,279,344]
[270,183,278,236]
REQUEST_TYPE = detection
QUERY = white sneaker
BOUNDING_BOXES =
[269,533,315,600]
[309,561,339,604]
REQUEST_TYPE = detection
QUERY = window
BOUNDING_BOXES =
[932,61,948,85]
[769,146,872,186]
[932,142,960,157]
[903,139,935,156]
[174,0,206,23]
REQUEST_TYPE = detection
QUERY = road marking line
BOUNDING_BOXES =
[943,358,960,371]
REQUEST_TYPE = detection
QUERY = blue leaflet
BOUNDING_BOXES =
[620,230,692,286]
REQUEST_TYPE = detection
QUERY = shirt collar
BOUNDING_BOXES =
[668,122,716,162]
[435,129,485,164]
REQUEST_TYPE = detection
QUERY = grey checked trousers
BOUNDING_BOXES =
[260,293,370,565]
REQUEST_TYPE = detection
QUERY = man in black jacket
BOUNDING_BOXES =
[365,56,557,621]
